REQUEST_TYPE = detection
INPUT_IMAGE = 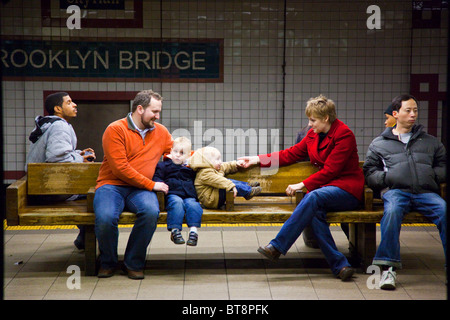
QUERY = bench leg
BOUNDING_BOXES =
[157,191,165,212]
[84,225,98,276]
[225,190,234,211]
[348,223,376,270]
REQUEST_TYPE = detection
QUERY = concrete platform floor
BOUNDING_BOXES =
[3,224,447,301]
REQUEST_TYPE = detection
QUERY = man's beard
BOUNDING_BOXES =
[141,114,156,129]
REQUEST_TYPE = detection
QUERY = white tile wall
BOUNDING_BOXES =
[1,0,447,183]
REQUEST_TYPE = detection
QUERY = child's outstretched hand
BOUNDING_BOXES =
[236,159,246,167]
[237,156,259,168]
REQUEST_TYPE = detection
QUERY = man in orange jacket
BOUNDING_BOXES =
[94,90,173,279]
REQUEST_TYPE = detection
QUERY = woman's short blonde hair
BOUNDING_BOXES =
[305,95,337,123]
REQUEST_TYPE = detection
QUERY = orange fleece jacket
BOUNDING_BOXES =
[95,116,173,191]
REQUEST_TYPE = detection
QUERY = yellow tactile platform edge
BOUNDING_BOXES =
[3,220,434,230]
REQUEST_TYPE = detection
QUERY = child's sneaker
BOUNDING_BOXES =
[170,229,185,245]
[248,181,260,187]
[244,186,262,200]
[187,231,198,246]
[380,267,397,290]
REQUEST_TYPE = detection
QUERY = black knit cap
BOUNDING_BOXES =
[384,104,394,116]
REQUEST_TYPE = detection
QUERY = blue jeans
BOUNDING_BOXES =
[373,189,447,269]
[166,194,203,230]
[270,186,360,275]
[218,179,252,208]
[94,185,160,271]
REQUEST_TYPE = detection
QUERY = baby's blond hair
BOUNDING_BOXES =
[200,146,221,162]
[173,136,192,153]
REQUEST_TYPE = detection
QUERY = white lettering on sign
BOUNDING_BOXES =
[0,49,110,70]
[118,50,206,70]
[0,40,217,80]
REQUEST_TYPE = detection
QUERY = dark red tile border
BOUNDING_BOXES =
[410,74,446,136]
[4,171,26,180]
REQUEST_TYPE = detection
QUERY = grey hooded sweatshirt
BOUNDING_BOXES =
[363,124,446,195]
[25,115,84,171]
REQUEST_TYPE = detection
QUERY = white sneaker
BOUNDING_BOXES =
[380,267,397,290]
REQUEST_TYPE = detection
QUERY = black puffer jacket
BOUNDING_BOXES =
[153,157,198,200]
[363,124,446,195]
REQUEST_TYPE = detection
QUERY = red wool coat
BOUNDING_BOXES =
[259,119,364,201]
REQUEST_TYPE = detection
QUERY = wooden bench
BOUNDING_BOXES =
[6,162,443,276]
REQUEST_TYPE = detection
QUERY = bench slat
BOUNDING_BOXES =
[226,162,318,194]
[17,206,432,226]
[27,163,101,195]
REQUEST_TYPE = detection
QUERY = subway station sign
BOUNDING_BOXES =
[0,39,223,82]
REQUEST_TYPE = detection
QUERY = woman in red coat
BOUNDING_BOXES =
[239,95,364,281]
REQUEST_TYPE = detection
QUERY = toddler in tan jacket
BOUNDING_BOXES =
[189,146,261,209]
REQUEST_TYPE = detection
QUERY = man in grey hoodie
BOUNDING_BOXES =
[364,94,446,290]
[26,92,96,249]
[26,92,95,166]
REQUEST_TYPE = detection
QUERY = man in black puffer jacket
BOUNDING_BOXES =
[364,94,446,290]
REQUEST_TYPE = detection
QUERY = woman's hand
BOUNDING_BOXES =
[285,182,305,196]
[237,156,260,168]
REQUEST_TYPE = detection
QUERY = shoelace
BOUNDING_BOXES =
[381,269,397,282]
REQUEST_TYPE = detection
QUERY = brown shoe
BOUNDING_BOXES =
[338,266,355,281]
[257,244,281,262]
[122,265,144,280]
[248,181,260,187]
[97,267,115,278]
[244,186,262,200]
